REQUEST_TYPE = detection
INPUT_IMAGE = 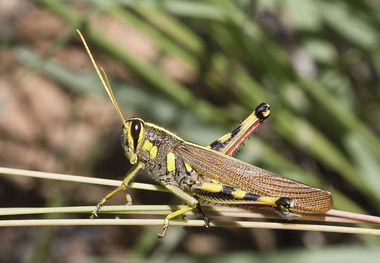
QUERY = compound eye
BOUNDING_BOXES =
[130,120,141,139]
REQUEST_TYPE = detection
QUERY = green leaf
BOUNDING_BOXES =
[284,0,322,31]
[321,2,377,48]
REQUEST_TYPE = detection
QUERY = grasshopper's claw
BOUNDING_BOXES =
[157,230,166,239]
[203,217,210,229]
[90,204,102,219]
[157,219,169,239]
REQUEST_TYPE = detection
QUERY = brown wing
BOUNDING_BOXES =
[174,142,332,214]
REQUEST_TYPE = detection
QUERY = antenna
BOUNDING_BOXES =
[76,29,128,130]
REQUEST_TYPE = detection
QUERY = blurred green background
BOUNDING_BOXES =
[1,0,380,262]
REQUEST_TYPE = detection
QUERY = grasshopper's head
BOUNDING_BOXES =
[121,118,146,164]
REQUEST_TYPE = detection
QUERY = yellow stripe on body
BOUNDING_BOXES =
[261,109,270,118]
[136,123,145,149]
[198,182,223,193]
[184,161,193,172]
[142,140,158,159]
[150,146,158,159]
[241,112,259,130]
[218,133,232,144]
[167,152,176,172]
[231,189,247,199]
[142,140,153,151]
[257,196,281,204]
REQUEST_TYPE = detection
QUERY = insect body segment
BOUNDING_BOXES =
[77,30,333,238]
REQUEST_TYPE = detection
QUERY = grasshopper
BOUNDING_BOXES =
[77,30,333,237]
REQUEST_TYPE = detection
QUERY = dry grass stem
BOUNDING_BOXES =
[1,167,380,235]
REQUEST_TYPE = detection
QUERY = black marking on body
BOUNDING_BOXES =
[231,125,241,136]
[221,185,234,195]
[243,193,260,200]
[209,140,223,150]
[195,191,235,201]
